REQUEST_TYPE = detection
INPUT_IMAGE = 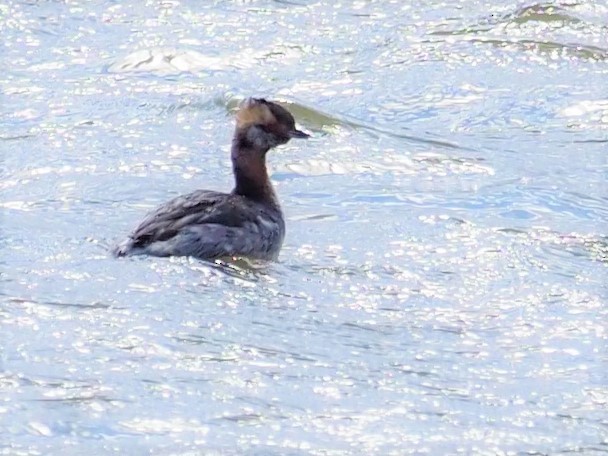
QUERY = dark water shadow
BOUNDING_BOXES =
[220,94,474,151]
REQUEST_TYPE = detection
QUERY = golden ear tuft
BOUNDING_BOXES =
[235,101,276,128]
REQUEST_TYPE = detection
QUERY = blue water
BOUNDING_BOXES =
[2,1,607,454]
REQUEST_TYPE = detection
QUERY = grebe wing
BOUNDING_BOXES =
[127,190,256,247]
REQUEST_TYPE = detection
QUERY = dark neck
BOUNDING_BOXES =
[231,134,277,203]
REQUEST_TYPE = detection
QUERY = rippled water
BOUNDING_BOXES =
[2,1,607,454]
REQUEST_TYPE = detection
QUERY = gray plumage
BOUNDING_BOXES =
[113,190,285,260]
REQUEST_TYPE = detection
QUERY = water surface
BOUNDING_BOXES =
[1,1,607,454]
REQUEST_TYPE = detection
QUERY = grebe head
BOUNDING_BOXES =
[235,98,309,151]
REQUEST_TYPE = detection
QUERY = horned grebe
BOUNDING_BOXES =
[113,97,309,260]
